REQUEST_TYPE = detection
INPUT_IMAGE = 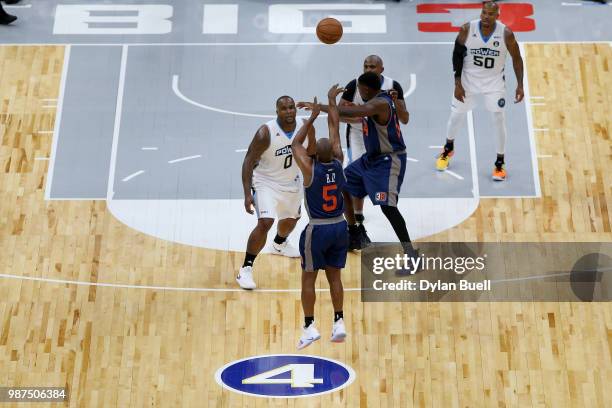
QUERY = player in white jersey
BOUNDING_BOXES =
[237,96,316,290]
[435,1,524,181]
[339,55,409,247]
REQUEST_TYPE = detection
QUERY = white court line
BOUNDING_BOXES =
[1,270,602,293]
[444,170,464,181]
[122,170,145,182]
[428,145,443,149]
[173,75,277,119]
[531,102,546,106]
[235,149,248,153]
[521,42,543,198]
[141,147,158,150]
[36,130,54,134]
[0,273,361,293]
[405,73,417,97]
[406,157,419,163]
[467,111,480,198]
[534,128,549,132]
[107,45,129,200]
[168,154,201,164]
[44,45,70,201]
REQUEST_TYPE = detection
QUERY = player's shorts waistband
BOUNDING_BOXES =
[308,216,346,226]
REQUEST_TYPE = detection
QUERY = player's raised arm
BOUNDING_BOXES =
[452,23,470,102]
[389,82,409,124]
[241,125,270,214]
[292,98,319,186]
[327,84,345,162]
[505,27,525,103]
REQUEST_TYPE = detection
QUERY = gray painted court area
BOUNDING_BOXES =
[48,43,535,200]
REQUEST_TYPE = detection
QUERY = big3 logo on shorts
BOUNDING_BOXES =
[375,192,387,202]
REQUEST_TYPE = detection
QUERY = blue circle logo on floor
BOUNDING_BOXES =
[214,354,356,398]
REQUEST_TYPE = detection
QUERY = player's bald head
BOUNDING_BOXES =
[276,95,294,107]
[363,55,384,75]
[316,138,333,163]
[482,1,499,12]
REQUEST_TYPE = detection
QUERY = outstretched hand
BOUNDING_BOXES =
[327,83,345,100]
[310,97,320,119]
[297,101,313,111]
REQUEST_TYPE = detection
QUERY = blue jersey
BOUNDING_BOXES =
[361,92,406,157]
[304,159,346,221]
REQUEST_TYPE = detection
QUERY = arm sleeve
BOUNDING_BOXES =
[452,40,468,78]
[392,81,405,100]
[341,79,357,102]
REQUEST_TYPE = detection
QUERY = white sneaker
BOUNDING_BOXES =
[272,240,300,258]
[297,323,321,350]
[331,318,347,343]
[236,266,256,290]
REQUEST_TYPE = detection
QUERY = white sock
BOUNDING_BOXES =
[492,111,507,155]
[446,111,466,143]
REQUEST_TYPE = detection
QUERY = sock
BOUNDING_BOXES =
[446,111,465,146]
[444,139,454,153]
[355,212,364,224]
[492,111,507,155]
[495,154,505,169]
[243,252,257,268]
[334,311,343,322]
[273,234,287,245]
[304,316,314,328]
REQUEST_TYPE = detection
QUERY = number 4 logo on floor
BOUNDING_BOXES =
[215,354,355,398]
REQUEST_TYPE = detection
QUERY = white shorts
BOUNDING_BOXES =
[253,184,302,220]
[451,91,507,113]
[346,125,366,164]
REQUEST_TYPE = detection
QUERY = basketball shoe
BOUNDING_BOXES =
[436,148,454,171]
[236,266,256,290]
[297,322,321,350]
[272,240,300,258]
[492,161,506,181]
[331,318,347,343]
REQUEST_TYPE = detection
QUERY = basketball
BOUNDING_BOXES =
[316,18,343,44]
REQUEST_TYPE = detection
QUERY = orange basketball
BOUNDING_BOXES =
[316,18,343,45]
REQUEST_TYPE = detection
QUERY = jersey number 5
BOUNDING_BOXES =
[474,55,495,69]
[322,184,338,212]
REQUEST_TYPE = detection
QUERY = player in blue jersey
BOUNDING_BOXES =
[298,72,417,264]
[291,84,348,350]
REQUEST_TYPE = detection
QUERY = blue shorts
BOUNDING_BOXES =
[299,220,349,272]
[344,152,407,207]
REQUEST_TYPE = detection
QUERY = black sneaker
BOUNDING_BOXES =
[348,228,362,251]
[0,13,17,25]
[396,249,422,276]
[358,224,372,247]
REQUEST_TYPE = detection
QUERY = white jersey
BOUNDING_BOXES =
[462,20,508,94]
[350,75,395,106]
[253,118,306,192]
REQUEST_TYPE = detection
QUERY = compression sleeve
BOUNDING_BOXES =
[452,41,467,78]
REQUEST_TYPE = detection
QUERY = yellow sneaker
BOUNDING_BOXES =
[435,150,454,171]
[492,165,506,181]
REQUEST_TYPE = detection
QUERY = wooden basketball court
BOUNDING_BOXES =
[0,42,610,406]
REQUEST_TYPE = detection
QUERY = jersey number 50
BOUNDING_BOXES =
[322,184,338,212]
[474,56,495,69]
